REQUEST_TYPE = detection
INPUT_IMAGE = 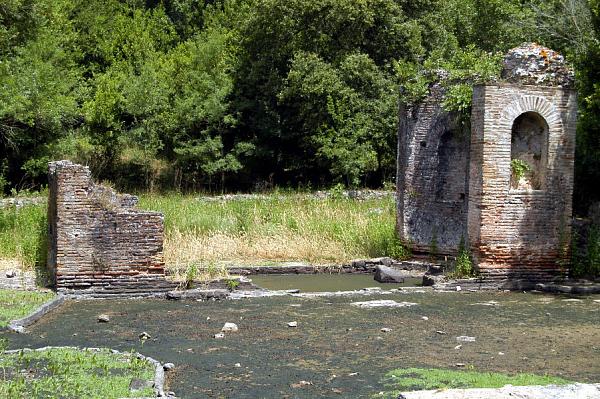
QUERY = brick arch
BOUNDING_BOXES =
[501,95,561,128]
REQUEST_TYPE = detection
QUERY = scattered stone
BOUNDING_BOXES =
[348,372,359,376]
[374,265,405,283]
[421,316,429,321]
[287,321,298,328]
[129,378,154,392]
[290,380,313,388]
[351,300,417,308]
[163,363,175,371]
[167,288,228,301]
[456,286,462,292]
[498,352,505,356]
[221,322,239,332]
[234,363,241,368]
[436,330,447,335]
[286,289,300,294]
[456,336,476,342]
[380,328,392,333]
[562,298,583,302]
[346,328,352,332]
[455,363,466,367]
[97,314,110,323]
[454,345,462,350]
[139,332,151,340]
[594,300,600,303]
[5,270,16,278]
[214,333,225,339]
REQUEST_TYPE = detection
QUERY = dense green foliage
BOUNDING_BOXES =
[377,367,571,398]
[0,0,598,210]
[0,346,155,398]
[0,202,46,268]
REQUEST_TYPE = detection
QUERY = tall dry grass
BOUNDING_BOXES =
[138,192,404,277]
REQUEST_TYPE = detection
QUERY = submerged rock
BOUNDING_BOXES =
[374,265,406,283]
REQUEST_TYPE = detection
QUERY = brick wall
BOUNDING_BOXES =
[468,84,577,278]
[397,83,470,255]
[47,161,173,295]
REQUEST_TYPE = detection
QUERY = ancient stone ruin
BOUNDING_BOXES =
[397,43,578,280]
[47,160,172,296]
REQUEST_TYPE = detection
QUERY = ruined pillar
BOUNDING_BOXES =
[47,160,172,295]
[468,44,578,279]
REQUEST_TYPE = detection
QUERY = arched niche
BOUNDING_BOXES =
[510,111,548,190]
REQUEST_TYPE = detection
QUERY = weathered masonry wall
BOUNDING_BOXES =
[48,161,172,295]
[468,84,577,278]
[397,84,470,255]
[397,44,578,280]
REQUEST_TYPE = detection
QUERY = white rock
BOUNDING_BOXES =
[163,363,175,370]
[456,336,476,342]
[222,322,238,332]
[234,363,241,368]
[139,332,151,340]
[287,321,298,328]
[380,327,392,333]
[214,333,225,339]
[421,316,429,321]
[351,300,417,308]
[97,314,110,323]
[5,270,16,278]
[456,286,462,292]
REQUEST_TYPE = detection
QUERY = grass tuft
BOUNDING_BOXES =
[0,289,54,327]
[376,367,572,398]
[0,347,155,398]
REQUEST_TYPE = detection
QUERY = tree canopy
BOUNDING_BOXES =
[0,0,598,212]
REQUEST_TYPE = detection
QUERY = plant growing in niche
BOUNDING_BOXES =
[510,159,531,187]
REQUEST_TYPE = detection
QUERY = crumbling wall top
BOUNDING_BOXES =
[501,43,574,88]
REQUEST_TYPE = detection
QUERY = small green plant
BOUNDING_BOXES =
[185,263,199,289]
[328,183,346,200]
[225,279,240,291]
[569,225,600,279]
[452,236,475,278]
[510,159,531,184]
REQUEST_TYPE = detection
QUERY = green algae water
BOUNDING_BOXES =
[3,292,600,398]
[250,274,422,292]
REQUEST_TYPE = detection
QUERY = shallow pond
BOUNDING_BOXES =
[250,274,422,292]
[3,291,600,398]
